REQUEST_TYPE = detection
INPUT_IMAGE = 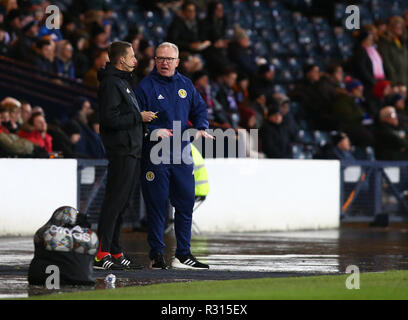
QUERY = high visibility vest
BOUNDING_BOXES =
[191,144,210,197]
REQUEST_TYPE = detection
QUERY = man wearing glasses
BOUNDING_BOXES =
[134,42,213,270]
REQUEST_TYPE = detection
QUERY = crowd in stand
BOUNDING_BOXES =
[1,0,408,161]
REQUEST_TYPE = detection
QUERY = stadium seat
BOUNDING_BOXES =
[297,130,315,145]
[314,131,332,147]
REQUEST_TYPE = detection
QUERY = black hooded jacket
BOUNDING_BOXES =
[97,63,143,158]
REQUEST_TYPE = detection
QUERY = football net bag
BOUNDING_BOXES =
[28,206,98,286]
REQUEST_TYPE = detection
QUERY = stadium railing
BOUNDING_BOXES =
[0,55,97,121]
[341,160,408,223]
[78,158,408,230]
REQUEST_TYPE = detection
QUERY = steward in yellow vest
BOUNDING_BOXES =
[191,144,209,197]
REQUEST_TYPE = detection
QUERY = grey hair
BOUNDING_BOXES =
[156,42,179,58]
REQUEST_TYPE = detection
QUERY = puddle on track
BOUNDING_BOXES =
[1,225,408,298]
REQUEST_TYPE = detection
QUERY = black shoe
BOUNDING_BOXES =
[113,254,144,270]
[172,253,209,270]
[94,254,125,270]
[149,253,169,270]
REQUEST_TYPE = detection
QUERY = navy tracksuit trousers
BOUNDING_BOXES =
[141,154,195,259]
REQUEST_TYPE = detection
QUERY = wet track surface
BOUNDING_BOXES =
[1,224,408,298]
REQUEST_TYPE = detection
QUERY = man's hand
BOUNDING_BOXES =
[155,129,173,139]
[141,111,157,123]
[195,130,215,140]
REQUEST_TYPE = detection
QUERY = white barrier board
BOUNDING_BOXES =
[194,159,340,232]
[0,159,77,236]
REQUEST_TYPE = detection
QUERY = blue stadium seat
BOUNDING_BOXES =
[273,84,287,95]
[292,144,304,159]
[314,131,332,147]
[297,130,315,145]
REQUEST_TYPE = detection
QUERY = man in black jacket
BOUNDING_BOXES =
[260,103,293,159]
[166,1,211,53]
[375,106,408,160]
[95,41,156,270]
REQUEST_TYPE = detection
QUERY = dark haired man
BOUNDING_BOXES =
[95,41,156,270]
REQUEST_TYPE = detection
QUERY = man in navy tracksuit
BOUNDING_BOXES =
[134,42,213,269]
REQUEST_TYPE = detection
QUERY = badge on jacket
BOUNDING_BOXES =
[178,89,187,98]
[146,171,155,181]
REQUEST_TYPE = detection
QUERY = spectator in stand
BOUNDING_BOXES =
[393,83,407,100]
[384,93,408,129]
[275,93,299,142]
[87,110,101,135]
[249,89,268,129]
[314,132,355,161]
[32,105,44,115]
[5,9,22,46]
[61,14,78,45]
[352,29,386,94]
[85,22,109,63]
[214,67,240,130]
[20,100,32,123]
[166,1,211,54]
[227,24,258,77]
[70,97,105,159]
[289,64,338,130]
[237,106,265,158]
[199,1,230,77]
[47,120,82,158]
[10,17,38,61]
[373,79,393,106]
[375,19,388,40]
[31,39,57,74]
[18,111,52,153]
[249,63,276,99]
[177,51,203,78]
[375,106,408,160]
[260,103,293,159]
[378,16,408,88]
[2,100,21,133]
[0,105,9,126]
[124,32,141,60]
[403,11,408,31]
[0,23,9,56]
[83,48,109,87]
[135,57,154,81]
[234,72,251,109]
[0,118,42,157]
[72,34,90,79]
[332,78,375,147]
[192,70,230,130]
[1,0,18,16]
[138,39,155,60]
[55,40,75,79]
[364,24,379,43]
[319,64,347,106]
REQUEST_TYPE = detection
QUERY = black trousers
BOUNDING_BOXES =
[97,154,141,254]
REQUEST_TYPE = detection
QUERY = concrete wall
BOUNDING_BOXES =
[193,159,340,232]
[0,158,340,235]
[0,159,77,236]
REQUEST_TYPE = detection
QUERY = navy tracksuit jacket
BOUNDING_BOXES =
[134,68,208,258]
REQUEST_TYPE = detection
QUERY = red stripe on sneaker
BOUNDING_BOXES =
[96,242,110,261]
[112,253,123,259]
